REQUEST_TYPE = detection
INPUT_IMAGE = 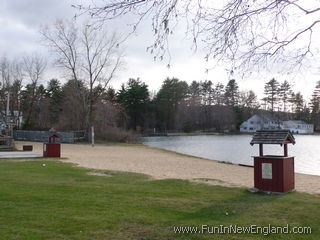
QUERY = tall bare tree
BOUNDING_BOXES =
[0,56,12,122]
[22,54,47,127]
[82,25,123,129]
[0,57,25,125]
[239,90,260,109]
[9,60,24,122]
[41,19,123,135]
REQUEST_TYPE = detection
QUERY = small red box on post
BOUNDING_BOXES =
[250,130,295,193]
[43,134,61,158]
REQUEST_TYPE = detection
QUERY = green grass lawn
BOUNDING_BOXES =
[0,160,319,240]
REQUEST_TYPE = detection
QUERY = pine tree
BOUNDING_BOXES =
[188,81,201,105]
[116,78,150,131]
[224,79,239,107]
[46,79,63,126]
[279,80,292,112]
[200,80,213,106]
[154,78,189,131]
[200,80,214,131]
[310,80,320,129]
[213,83,224,106]
[290,92,305,119]
[264,78,280,115]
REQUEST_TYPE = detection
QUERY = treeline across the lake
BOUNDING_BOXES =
[2,69,320,140]
[114,77,320,133]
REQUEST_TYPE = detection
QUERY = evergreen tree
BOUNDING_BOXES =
[264,78,280,115]
[155,78,188,131]
[9,80,23,121]
[291,92,304,115]
[46,79,63,126]
[116,78,150,131]
[188,81,201,105]
[20,84,48,129]
[104,87,117,103]
[310,80,320,129]
[224,79,239,107]
[200,80,214,130]
[279,80,292,112]
[291,92,310,121]
[200,80,213,106]
[213,83,225,106]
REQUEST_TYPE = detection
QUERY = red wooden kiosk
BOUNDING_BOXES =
[250,130,295,193]
[43,134,61,158]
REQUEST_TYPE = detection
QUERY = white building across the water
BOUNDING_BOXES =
[282,120,314,134]
[240,114,314,134]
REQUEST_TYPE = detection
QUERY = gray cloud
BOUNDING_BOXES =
[2,0,77,26]
[0,0,84,56]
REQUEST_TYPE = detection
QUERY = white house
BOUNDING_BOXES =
[283,120,314,134]
[240,114,282,132]
[0,110,23,130]
[240,114,314,134]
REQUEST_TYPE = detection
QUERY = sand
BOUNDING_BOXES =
[15,141,320,194]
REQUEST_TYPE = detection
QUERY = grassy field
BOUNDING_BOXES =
[0,160,319,240]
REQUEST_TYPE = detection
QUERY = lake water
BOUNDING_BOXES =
[141,135,320,176]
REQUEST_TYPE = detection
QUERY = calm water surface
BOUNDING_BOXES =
[142,135,320,176]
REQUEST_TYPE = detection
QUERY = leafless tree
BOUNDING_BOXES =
[41,19,123,134]
[74,0,320,72]
[0,56,12,121]
[239,90,260,109]
[0,57,25,123]
[0,56,11,88]
[22,54,47,127]
[81,25,123,128]
[40,20,88,130]
[40,20,80,81]
[23,54,47,86]
[9,59,24,121]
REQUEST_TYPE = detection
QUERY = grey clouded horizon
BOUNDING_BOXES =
[1,0,319,101]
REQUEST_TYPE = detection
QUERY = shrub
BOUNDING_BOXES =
[95,126,138,143]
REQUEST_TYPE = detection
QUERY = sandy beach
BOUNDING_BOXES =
[15,141,320,194]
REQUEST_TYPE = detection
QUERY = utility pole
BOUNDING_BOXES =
[91,125,95,147]
[6,91,11,136]
[6,91,10,121]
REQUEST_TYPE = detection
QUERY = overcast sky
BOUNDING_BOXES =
[1,0,319,101]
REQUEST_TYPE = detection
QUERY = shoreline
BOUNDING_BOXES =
[142,144,320,178]
[143,131,319,137]
[14,141,320,194]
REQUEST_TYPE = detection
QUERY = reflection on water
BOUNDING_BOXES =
[142,135,320,176]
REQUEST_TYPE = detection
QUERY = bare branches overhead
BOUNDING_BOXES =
[75,0,320,72]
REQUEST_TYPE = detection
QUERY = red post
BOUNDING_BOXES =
[259,144,263,156]
[284,144,288,157]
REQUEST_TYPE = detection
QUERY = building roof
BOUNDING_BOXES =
[244,114,279,123]
[250,130,295,145]
[283,120,310,125]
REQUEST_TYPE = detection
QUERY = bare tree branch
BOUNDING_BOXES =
[41,19,124,130]
[75,0,320,72]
